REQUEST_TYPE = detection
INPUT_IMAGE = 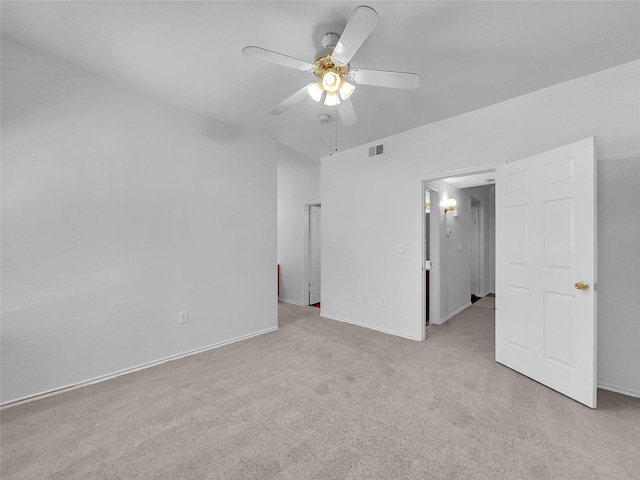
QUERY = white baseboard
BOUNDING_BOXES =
[1,326,278,409]
[431,302,472,325]
[278,298,306,306]
[598,382,640,399]
[320,313,419,341]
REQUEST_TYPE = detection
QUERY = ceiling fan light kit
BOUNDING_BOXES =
[321,70,341,92]
[324,91,340,106]
[307,81,324,102]
[243,5,421,127]
[338,80,356,100]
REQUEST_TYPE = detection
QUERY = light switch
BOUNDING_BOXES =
[396,243,405,253]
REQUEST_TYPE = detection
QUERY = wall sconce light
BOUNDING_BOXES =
[443,198,457,214]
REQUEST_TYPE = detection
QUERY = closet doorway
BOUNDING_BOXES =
[306,203,321,307]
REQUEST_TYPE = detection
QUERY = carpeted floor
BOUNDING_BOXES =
[1,298,639,479]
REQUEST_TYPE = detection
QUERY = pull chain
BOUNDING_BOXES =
[327,114,339,156]
[334,114,338,154]
[329,115,334,156]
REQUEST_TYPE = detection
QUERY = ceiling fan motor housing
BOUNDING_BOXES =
[313,55,349,79]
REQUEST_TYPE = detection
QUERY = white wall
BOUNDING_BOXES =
[277,145,321,305]
[428,182,494,325]
[467,185,496,296]
[1,42,278,403]
[321,61,640,395]
[597,158,640,396]
[432,181,472,324]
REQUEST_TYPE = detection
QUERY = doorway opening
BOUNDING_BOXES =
[421,168,497,339]
[305,203,321,308]
[419,139,597,407]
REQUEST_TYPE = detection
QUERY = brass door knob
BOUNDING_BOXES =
[574,282,590,290]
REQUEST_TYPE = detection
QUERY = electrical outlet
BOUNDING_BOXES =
[179,311,188,324]
[380,297,386,306]
[362,296,368,303]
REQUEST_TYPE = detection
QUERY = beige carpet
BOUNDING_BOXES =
[2,299,639,479]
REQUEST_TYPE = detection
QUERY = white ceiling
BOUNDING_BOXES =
[445,172,495,190]
[2,1,639,160]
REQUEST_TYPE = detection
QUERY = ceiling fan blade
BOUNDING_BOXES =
[331,6,379,65]
[350,69,422,90]
[243,46,314,72]
[337,99,357,127]
[271,84,312,115]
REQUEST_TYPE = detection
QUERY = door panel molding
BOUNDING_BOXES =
[496,137,596,408]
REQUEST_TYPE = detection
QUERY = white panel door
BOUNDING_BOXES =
[309,205,321,305]
[495,138,597,408]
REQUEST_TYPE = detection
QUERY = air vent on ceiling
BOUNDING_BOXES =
[368,143,385,157]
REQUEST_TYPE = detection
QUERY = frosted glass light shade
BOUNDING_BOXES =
[322,72,341,92]
[324,91,341,106]
[338,80,356,100]
[307,81,324,102]
[443,198,457,213]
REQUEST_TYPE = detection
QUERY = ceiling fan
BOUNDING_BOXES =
[243,5,421,127]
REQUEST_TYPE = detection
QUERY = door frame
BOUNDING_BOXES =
[418,162,502,341]
[304,202,321,306]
